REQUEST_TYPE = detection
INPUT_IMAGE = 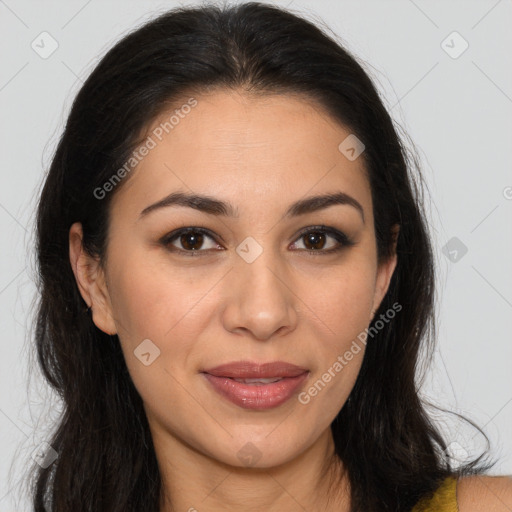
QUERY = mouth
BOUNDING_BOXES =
[201,362,309,410]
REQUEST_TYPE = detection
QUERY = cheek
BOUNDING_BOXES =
[108,251,216,344]
[297,349,363,445]
[293,258,375,409]
[297,272,371,421]
[108,260,211,414]
[299,257,377,338]
[107,251,225,403]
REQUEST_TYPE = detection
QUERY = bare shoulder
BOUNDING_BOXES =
[457,475,512,511]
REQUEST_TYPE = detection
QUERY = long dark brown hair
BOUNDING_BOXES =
[29,2,492,511]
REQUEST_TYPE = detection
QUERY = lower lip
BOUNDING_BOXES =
[202,372,309,410]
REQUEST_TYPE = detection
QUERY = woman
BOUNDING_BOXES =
[29,2,511,511]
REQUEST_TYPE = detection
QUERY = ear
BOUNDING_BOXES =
[371,224,399,318]
[69,222,117,335]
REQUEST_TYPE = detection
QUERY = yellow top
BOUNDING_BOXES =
[411,476,458,512]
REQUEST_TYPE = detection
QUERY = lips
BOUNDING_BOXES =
[201,361,309,409]
[203,360,308,379]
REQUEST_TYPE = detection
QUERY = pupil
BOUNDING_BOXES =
[181,233,203,250]
[305,232,325,250]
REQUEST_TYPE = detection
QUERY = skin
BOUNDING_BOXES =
[68,89,512,511]
[457,476,512,511]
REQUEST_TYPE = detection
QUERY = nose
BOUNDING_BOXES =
[221,249,299,341]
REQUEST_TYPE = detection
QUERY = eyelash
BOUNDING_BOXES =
[159,225,355,257]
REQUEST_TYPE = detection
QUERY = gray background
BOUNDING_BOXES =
[1,0,511,509]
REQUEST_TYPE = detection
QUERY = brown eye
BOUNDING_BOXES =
[179,232,205,251]
[290,226,355,254]
[161,227,220,254]
[302,231,328,250]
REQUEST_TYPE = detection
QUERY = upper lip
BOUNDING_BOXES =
[203,361,308,379]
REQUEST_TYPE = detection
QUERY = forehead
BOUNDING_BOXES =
[111,89,372,220]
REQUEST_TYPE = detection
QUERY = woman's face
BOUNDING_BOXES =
[70,89,397,469]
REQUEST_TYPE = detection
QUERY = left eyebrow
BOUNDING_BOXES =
[138,190,365,223]
[284,191,365,223]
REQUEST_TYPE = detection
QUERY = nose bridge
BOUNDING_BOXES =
[235,237,287,304]
[223,236,298,338]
